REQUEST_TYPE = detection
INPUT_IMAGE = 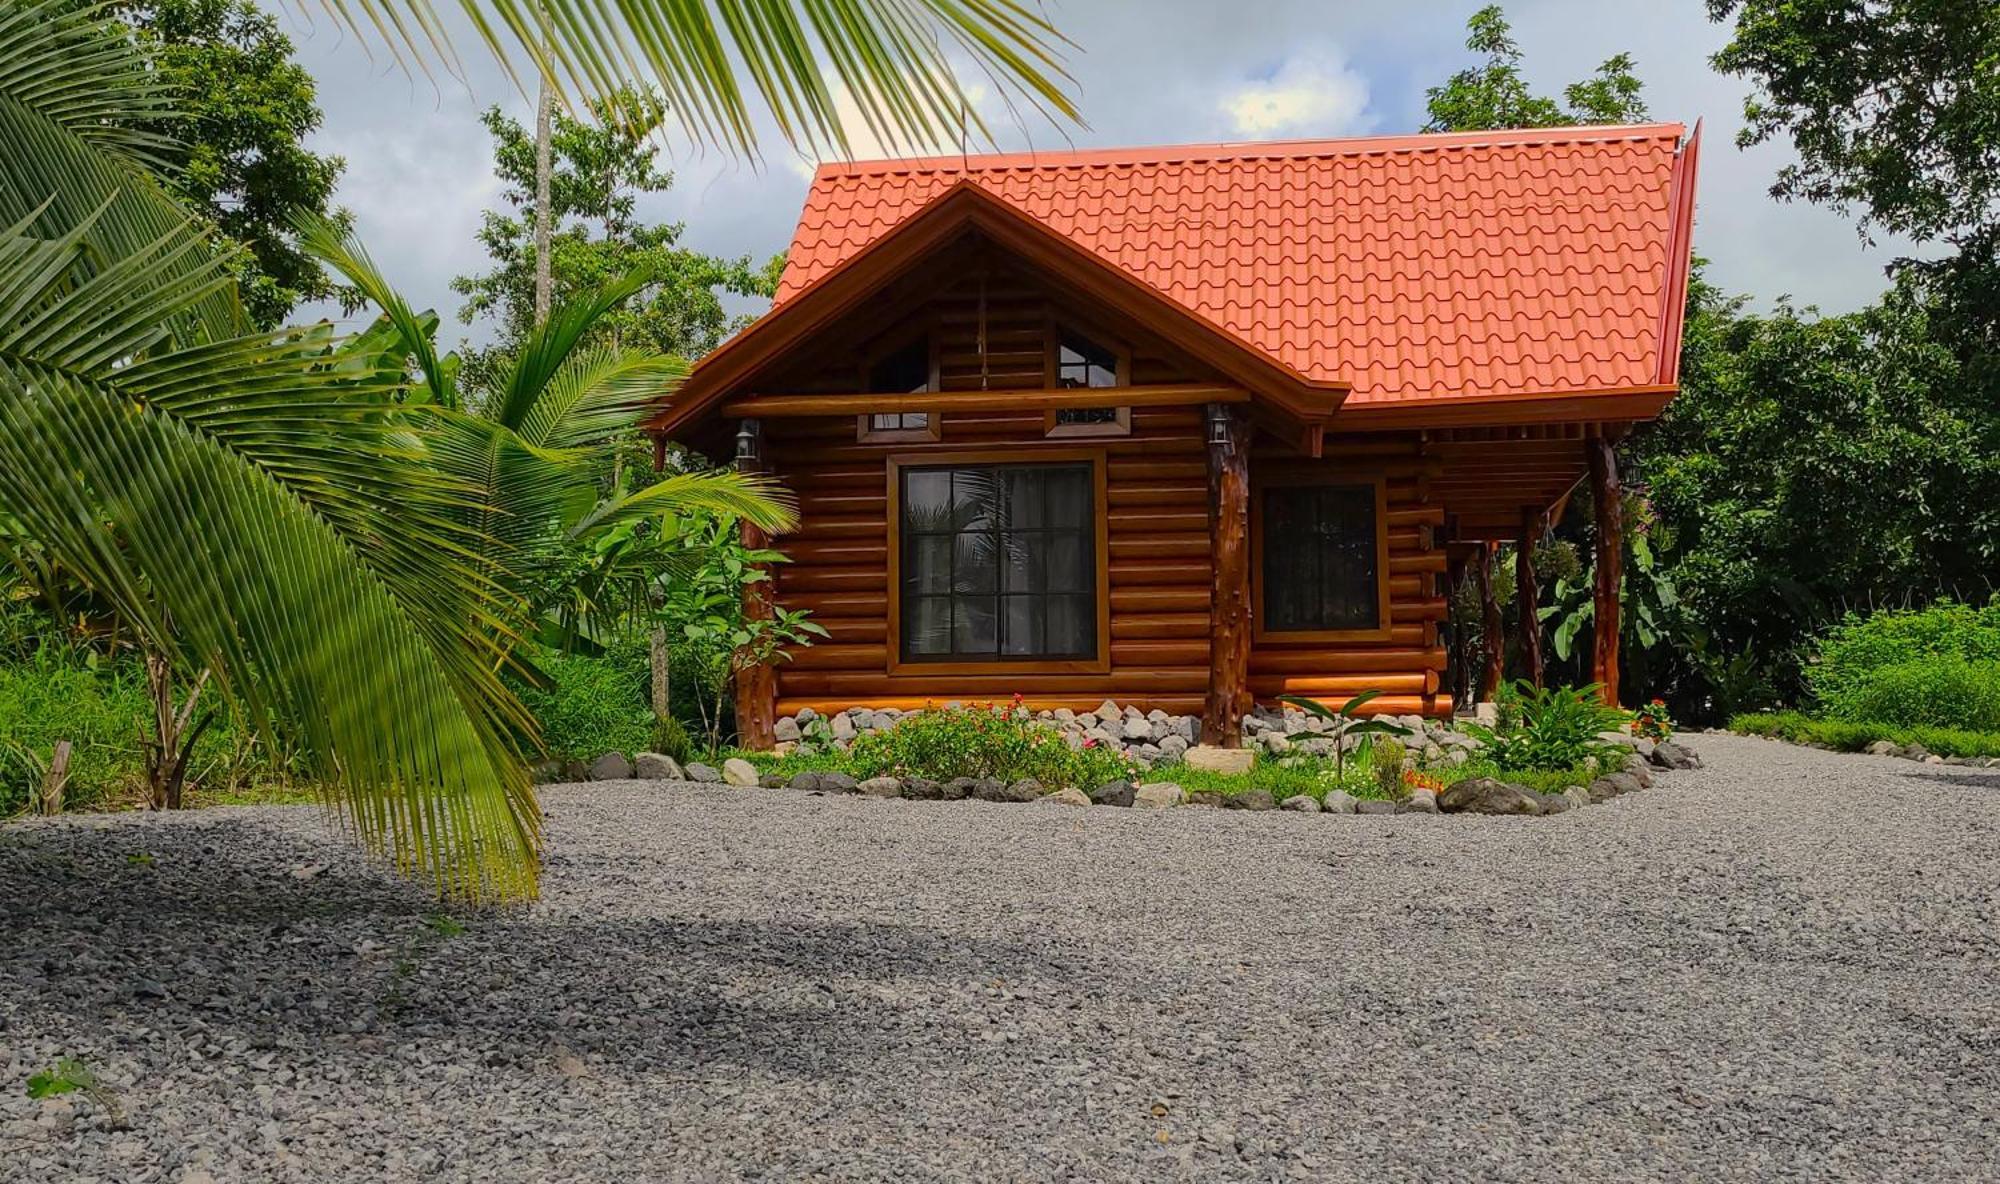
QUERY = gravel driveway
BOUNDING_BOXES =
[3,733,1997,1182]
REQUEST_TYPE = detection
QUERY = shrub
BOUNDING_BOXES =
[1469,681,1627,773]
[649,715,695,763]
[514,651,653,761]
[1631,698,1674,741]
[1370,737,1407,800]
[1808,599,2000,709]
[0,650,151,813]
[1729,711,2000,758]
[847,698,1136,789]
[1820,656,2000,732]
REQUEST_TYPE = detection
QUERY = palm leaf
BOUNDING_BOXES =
[300,0,1079,156]
[0,203,542,900]
[0,0,241,340]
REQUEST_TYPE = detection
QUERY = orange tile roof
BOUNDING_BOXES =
[777,123,1700,407]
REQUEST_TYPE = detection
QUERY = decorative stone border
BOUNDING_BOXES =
[1859,740,2000,768]
[559,732,1702,819]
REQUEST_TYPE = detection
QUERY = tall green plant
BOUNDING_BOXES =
[1276,691,1413,781]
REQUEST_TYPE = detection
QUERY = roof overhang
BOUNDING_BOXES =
[643,181,1348,442]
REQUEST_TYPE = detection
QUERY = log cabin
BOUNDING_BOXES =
[644,122,1702,750]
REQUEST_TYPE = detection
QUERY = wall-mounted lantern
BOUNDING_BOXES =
[1205,403,1233,451]
[735,419,762,466]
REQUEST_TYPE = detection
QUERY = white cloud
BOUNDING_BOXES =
[1221,53,1373,136]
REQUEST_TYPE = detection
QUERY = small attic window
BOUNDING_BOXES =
[1056,330,1120,388]
[1047,325,1131,438]
[869,337,933,393]
[858,335,938,443]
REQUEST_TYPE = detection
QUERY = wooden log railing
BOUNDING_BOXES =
[1202,403,1251,747]
[720,383,1248,419]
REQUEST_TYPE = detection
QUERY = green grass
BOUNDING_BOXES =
[1727,711,2000,758]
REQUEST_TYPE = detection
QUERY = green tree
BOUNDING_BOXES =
[111,0,348,328]
[451,88,780,396]
[1423,5,1648,133]
[1708,0,2000,247]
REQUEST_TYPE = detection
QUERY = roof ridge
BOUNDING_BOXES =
[808,122,1687,179]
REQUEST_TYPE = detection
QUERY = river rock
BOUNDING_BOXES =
[633,752,683,781]
[1089,780,1136,807]
[1437,778,1545,816]
[589,752,633,781]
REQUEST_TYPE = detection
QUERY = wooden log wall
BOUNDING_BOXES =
[1247,433,1452,718]
[766,405,1213,716]
[747,247,1451,720]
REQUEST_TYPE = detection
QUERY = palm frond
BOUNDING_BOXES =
[303,0,1079,157]
[492,268,655,434]
[0,205,541,900]
[0,0,242,340]
[522,344,688,450]
[294,214,456,406]
[573,470,798,540]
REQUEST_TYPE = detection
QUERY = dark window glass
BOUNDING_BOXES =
[868,411,930,432]
[1262,484,1381,633]
[900,463,1096,661]
[1054,407,1121,426]
[1056,331,1118,388]
[869,339,931,393]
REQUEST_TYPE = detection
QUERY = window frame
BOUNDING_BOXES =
[1250,472,1394,644]
[1042,316,1133,439]
[885,448,1112,676]
[856,331,941,444]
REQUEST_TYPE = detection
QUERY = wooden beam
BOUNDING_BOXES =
[1589,434,1624,707]
[721,383,1247,419]
[1516,504,1547,689]
[1202,404,1251,748]
[734,419,778,751]
[1330,386,1677,432]
[1477,542,1503,703]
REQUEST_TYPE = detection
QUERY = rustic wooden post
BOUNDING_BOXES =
[1589,432,1624,707]
[1444,550,1468,708]
[1202,404,1251,747]
[1515,505,1547,689]
[734,419,778,751]
[1476,542,1503,703]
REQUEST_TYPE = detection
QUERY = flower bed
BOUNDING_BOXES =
[570,692,1703,818]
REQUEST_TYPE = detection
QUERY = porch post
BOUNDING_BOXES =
[1589,432,1624,707]
[1516,505,1547,689]
[733,418,778,750]
[1202,404,1251,747]
[1476,542,1503,702]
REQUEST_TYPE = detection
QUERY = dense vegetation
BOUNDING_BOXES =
[1432,6,2000,724]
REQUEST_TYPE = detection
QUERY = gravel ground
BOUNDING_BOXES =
[2,733,1997,1183]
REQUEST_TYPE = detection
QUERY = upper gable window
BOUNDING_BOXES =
[858,336,937,443]
[870,338,933,393]
[1047,326,1131,438]
[1056,330,1120,388]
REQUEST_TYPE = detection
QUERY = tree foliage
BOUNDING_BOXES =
[1423,4,1648,133]
[111,0,348,327]
[1708,0,2000,247]
[451,88,779,396]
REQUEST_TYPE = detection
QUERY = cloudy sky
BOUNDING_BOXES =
[285,0,1916,344]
